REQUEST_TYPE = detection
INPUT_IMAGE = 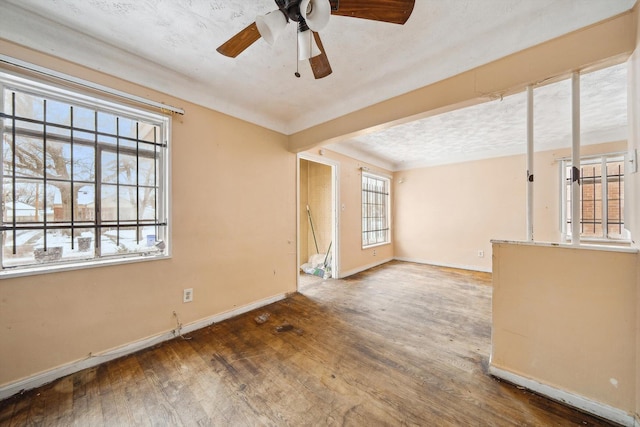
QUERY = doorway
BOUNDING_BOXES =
[297,154,339,289]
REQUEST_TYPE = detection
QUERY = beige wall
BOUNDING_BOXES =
[393,141,627,272]
[0,40,297,388]
[629,3,640,419]
[492,241,638,415]
[394,155,524,272]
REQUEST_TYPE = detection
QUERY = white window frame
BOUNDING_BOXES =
[0,70,171,278]
[560,153,628,243]
[361,171,391,248]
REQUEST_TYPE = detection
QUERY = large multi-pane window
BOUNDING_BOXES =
[1,71,170,275]
[562,154,625,241]
[362,172,390,247]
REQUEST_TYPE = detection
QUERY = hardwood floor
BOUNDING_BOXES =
[0,261,618,426]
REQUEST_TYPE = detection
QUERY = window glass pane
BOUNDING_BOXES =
[100,226,161,256]
[119,186,138,221]
[138,156,156,185]
[46,99,71,127]
[3,90,12,117]
[117,116,136,139]
[119,153,138,185]
[46,122,71,140]
[41,230,71,255]
[97,111,117,136]
[139,188,156,221]
[8,136,45,178]
[3,229,44,267]
[607,161,623,177]
[12,90,44,121]
[2,178,48,223]
[101,151,117,184]
[118,137,137,151]
[49,182,71,222]
[73,106,96,131]
[581,163,600,178]
[76,185,95,221]
[607,194,621,216]
[99,228,121,256]
[45,140,71,180]
[101,184,118,222]
[73,144,95,182]
[72,129,95,145]
[72,228,96,258]
[139,123,158,143]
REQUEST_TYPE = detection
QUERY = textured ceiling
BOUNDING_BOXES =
[328,63,628,170]
[0,0,634,169]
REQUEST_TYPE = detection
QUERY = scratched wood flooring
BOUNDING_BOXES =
[0,261,617,426]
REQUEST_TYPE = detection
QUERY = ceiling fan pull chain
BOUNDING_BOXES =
[295,27,301,78]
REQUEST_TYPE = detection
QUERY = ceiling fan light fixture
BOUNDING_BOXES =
[256,10,288,45]
[297,29,321,61]
[300,0,331,32]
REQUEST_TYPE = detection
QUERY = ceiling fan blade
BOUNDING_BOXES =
[217,22,261,58]
[330,0,415,25]
[309,32,332,79]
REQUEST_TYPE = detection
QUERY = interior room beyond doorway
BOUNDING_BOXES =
[299,158,334,286]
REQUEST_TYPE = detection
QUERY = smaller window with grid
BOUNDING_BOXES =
[561,154,627,242]
[362,172,390,248]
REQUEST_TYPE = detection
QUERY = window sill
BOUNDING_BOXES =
[492,239,638,254]
[363,241,391,250]
[564,237,632,246]
[0,252,170,279]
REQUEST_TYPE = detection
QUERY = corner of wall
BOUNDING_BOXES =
[628,4,640,420]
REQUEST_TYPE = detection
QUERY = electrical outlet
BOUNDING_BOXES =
[373,249,377,256]
[183,288,193,303]
[478,250,484,258]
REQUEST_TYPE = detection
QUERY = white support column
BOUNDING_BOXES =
[526,85,534,242]
[571,72,581,246]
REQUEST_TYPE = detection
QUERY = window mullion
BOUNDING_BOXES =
[116,117,120,247]
[561,163,565,237]
[135,122,140,244]
[601,157,608,239]
[11,92,17,254]
[154,126,158,241]
[43,99,48,251]
[94,110,101,256]
[617,162,623,235]
[0,85,6,265]
[70,106,75,250]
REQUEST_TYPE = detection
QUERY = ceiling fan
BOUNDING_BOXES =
[216,0,415,79]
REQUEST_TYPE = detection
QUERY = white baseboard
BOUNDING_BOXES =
[338,258,393,278]
[488,364,635,427]
[394,256,492,273]
[0,292,287,401]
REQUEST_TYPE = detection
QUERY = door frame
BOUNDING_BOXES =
[297,152,340,289]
